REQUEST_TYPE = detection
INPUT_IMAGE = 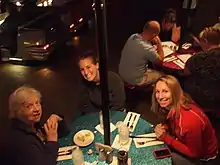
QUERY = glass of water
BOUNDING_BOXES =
[72,146,85,165]
[118,124,129,145]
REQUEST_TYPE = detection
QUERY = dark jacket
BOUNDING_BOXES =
[1,119,59,165]
[78,71,125,112]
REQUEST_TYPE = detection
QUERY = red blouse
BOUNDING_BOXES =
[161,104,218,159]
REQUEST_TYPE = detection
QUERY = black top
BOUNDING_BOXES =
[159,28,172,42]
[1,119,60,165]
[79,71,125,111]
[184,47,220,109]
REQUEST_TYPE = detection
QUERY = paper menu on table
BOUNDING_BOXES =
[177,54,192,63]
[162,41,178,57]
[162,46,174,57]
[162,41,177,48]
[173,59,185,69]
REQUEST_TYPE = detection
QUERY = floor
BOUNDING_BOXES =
[0,0,220,155]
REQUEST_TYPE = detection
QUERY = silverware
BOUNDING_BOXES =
[58,151,72,156]
[129,135,157,139]
[58,149,72,154]
[129,115,137,131]
[127,113,133,127]
[137,139,158,145]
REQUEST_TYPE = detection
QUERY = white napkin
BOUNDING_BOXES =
[182,43,192,49]
[110,156,131,165]
[133,133,164,148]
[163,56,177,62]
[177,54,192,63]
[95,123,116,135]
[111,134,132,151]
[57,146,76,161]
[124,112,140,132]
[173,59,185,69]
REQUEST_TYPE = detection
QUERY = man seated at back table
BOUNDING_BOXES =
[119,21,164,86]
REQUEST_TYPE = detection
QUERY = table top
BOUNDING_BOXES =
[163,44,199,70]
[57,111,171,165]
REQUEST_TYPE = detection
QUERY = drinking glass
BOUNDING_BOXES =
[72,146,85,165]
[118,124,129,145]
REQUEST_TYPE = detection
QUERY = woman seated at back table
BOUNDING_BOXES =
[159,8,181,43]
[77,51,125,113]
[183,27,220,112]
[2,86,68,165]
[152,75,218,165]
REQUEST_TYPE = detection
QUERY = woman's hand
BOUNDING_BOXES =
[48,114,62,123]
[44,119,58,142]
[154,124,166,139]
[172,24,181,43]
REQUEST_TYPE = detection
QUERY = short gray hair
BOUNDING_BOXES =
[9,86,41,119]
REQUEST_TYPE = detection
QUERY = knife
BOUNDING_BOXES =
[129,135,157,139]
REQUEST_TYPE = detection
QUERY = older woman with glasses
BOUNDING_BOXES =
[2,86,68,165]
[152,75,218,165]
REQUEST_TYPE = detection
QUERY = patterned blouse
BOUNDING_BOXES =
[184,47,220,109]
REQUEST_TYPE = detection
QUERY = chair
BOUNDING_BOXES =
[123,81,153,111]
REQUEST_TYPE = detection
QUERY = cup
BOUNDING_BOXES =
[118,124,129,145]
[72,146,85,165]
[117,148,128,165]
[99,111,104,129]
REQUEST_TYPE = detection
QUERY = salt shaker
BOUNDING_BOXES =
[106,150,113,164]
[98,149,106,161]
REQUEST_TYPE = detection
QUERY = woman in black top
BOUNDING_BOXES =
[184,27,220,110]
[159,8,181,43]
[78,51,125,113]
[2,86,69,165]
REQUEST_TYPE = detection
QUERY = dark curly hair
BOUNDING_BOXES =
[163,8,177,23]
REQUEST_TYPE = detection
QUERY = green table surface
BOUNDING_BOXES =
[58,111,171,165]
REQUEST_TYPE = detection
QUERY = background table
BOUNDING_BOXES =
[163,46,199,70]
[57,111,172,165]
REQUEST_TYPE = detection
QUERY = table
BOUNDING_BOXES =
[58,111,171,165]
[162,44,199,70]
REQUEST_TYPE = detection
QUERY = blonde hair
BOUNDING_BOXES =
[151,75,191,118]
[199,27,220,45]
[9,86,41,119]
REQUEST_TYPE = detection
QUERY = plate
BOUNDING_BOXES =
[73,130,94,147]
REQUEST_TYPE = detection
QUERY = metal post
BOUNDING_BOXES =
[0,0,6,13]
[94,0,110,145]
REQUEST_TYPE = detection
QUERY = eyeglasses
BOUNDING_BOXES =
[22,101,41,109]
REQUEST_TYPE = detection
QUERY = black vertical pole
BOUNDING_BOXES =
[94,0,111,145]
[0,0,6,13]
[178,0,193,53]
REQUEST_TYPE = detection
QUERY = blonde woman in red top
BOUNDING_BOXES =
[152,75,218,165]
